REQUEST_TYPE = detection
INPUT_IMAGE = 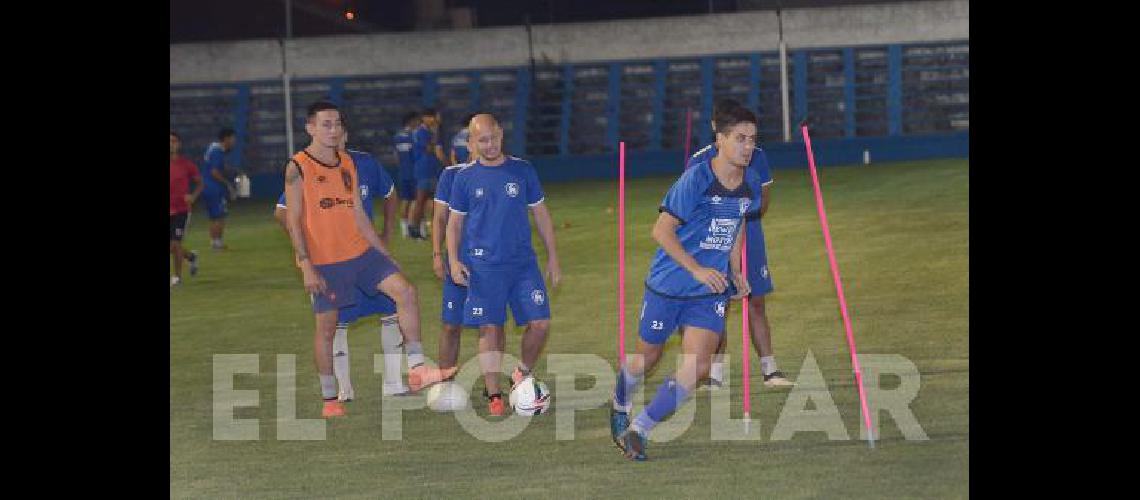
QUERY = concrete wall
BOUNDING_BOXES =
[171,0,967,84]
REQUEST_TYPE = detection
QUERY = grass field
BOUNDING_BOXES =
[170,158,968,498]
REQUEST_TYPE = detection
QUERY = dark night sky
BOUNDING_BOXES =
[171,0,924,43]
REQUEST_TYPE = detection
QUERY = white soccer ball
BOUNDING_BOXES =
[509,377,551,416]
[426,381,470,412]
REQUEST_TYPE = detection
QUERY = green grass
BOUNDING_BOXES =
[170,158,968,498]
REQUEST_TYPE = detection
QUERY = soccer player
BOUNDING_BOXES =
[408,108,445,240]
[283,100,455,418]
[449,113,475,165]
[170,131,202,287]
[274,130,409,400]
[688,99,793,389]
[610,106,763,461]
[201,128,238,250]
[394,112,420,238]
[432,130,476,376]
[446,113,562,416]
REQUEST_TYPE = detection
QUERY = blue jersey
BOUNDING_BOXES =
[433,162,470,225]
[686,144,774,187]
[275,150,393,219]
[394,129,415,180]
[412,125,441,178]
[644,161,763,298]
[202,142,227,193]
[447,157,545,266]
[451,129,470,164]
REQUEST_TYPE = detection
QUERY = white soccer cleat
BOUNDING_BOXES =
[337,389,355,403]
[170,276,181,287]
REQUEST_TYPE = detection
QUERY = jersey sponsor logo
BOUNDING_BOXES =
[700,218,739,251]
[711,195,722,205]
[361,185,369,198]
[531,289,545,305]
[319,197,355,209]
[715,301,726,317]
[506,183,520,197]
[475,187,484,198]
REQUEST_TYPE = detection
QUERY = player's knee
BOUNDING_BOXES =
[527,319,550,334]
[443,323,462,336]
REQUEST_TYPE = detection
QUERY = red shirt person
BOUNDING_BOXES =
[170,132,204,286]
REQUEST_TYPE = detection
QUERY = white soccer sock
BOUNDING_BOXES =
[332,324,352,394]
[710,354,725,382]
[379,315,405,387]
[406,341,426,369]
[760,356,777,376]
[400,219,409,236]
[419,221,428,236]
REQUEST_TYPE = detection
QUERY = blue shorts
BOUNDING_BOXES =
[638,288,729,345]
[202,190,228,220]
[311,247,399,314]
[397,176,416,201]
[416,177,437,193]
[338,286,397,324]
[744,218,774,296]
[464,260,550,327]
[442,268,476,327]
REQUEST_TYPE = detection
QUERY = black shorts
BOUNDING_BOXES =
[170,212,190,242]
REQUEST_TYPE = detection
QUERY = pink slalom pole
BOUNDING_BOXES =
[801,125,875,448]
[682,108,693,169]
[740,231,752,431]
[618,141,626,365]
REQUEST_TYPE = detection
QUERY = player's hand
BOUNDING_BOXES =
[432,253,446,281]
[546,258,562,289]
[301,265,327,295]
[690,266,728,294]
[450,259,470,286]
[184,194,196,206]
[729,271,751,300]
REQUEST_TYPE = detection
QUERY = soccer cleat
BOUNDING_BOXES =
[698,378,725,391]
[610,408,630,453]
[321,400,346,418]
[337,389,355,403]
[487,393,506,416]
[170,276,181,287]
[620,428,648,461]
[407,364,459,392]
[382,382,412,397]
[763,371,795,388]
[188,250,199,276]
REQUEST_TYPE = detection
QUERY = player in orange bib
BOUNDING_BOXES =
[283,101,456,418]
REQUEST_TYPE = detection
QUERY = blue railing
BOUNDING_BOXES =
[170,39,968,198]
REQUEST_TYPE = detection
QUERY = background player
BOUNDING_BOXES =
[394,112,420,238]
[611,106,763,461]
[274,129,410,400]
[408,108,445,240]
[283,101,454,418]
[170,131,202,287]
[201,128,238,250]
[449,113,475,165]
[446,113,562,416]
[687,99,793,389]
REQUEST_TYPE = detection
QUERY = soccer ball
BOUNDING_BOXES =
[426,381,470,412]
[509,377,551,416]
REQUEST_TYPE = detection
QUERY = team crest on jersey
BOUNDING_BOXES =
[711,195,722,205]
[739,198,751,215]
[531,290,545,305]
[761,265,769,278]
[506,183,520,197]
[715,301,726,317]
[360,185,369,198]
[475,187,484,198]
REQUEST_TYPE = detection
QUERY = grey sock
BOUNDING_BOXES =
[406,341,426,368]
[319,374,337,400]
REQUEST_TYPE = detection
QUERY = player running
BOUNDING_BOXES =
[611,106,763,460]
[170,131,202,287]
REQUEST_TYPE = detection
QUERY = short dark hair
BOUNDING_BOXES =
[421,107,438,118]
[170,131,181,141]
[713,98,742,123]
[307,100,340,120]
[402,111,419,126]
[713,105,758,135]
[218,128,236,141]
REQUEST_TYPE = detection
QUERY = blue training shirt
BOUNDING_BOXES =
[644,160,764,298]
[394,129,415,181]
[451,128,470,164]
[413,125,442,179]
[202,142,227,194]
[275,150,393,220]
[447,156,545,266]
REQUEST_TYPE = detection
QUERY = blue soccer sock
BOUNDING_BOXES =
[613,364,643,412]
[631,377,690,434]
